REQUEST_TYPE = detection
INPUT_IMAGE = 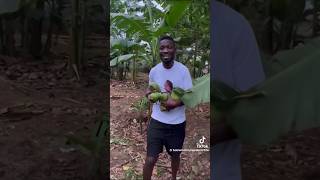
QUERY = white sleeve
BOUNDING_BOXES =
[183,68,193,90]
[148,68,154,85]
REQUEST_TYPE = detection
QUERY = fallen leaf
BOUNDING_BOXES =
[122,165,130,171]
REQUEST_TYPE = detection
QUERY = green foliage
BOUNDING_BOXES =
[217,39,320,145]
[132,97,148,112]
[182,74,210,108]
[123,167,143,180]
[0,0,20,14]
[110,0,202,71]
[66,114,108,178]
[165,0,191,27]
[110,54,135,67]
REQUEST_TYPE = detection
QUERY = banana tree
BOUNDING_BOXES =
[111,0,191,66]
[110,37,149,81]
[213,38,320,145]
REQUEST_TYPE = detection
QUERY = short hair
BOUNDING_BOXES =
[159,35,175,45]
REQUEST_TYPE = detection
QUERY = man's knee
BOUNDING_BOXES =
[145,156,158,166]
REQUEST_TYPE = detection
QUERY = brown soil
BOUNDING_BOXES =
[0,36,107,180]
[110,74,210,180]
[242,128,320,180]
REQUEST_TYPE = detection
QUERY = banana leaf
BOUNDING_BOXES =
[225,39,320,145]
[182,74,210,108]
[110,54,151,67]
[66,115,108,155]
[0,0,19,14]
[263,38,320,77]
[111,13,151,39]
[165,0,191,27]
[110,54,135,67]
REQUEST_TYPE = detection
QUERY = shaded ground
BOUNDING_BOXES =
[110,74,210,180]
[242,128,320,180]
[0,35,107,180]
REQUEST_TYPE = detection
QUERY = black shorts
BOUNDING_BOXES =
[147,118,186,158]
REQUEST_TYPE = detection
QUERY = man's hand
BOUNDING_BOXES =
[211,116,238,146]
[163,98,183,111]
[145,88,152,98]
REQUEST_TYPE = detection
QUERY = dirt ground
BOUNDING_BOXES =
[242,128,320,180]
[109,74,320,180]
[2,36,320,180]
[0,36,107,180]
[110,74,210,180]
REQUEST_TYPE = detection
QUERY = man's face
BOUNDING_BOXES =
[159,39,176,64]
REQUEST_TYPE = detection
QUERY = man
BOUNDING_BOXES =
[211,1,265,180]
[143,35,193,180]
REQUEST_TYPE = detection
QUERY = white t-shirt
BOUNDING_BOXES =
[149,61,193,124]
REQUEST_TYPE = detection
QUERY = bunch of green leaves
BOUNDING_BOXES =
[132,96,149,112]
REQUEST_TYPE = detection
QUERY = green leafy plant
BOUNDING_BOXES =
[66,114,108,179]
[132,96,149,134]
[215,38,320,145]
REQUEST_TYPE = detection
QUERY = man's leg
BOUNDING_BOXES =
[171,155,180,180]
[165,121,186,180]
[144,118,164,179]
[211,139,242,180]
[143,155,159,180]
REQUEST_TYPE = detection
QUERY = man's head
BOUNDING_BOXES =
[159,35,176,68]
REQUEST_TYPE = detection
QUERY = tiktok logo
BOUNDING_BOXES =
[199,136,206,144]
[196,136,208,149]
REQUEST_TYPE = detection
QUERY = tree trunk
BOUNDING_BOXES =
[29,1,44,59]
[278,21,294,50]
[193,30,197,78]
[0,17,3,54]
[20,8,27,49]
[44,1,55,55]
[70,0,86,79]
[79,0,87,72]
[71,0,81,80]
[263,1,273,54]
[117,63,124,81]
[132,56,136,83]
[313,2,319,37]
[3,16,16,56]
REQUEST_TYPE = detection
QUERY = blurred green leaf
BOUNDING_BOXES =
[0,0,20,14]
[228,38,320,145]
[110,54,135,67]
[182,74,210,108]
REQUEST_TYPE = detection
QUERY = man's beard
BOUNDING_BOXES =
[161,56,174,64]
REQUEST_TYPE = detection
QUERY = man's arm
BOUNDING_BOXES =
[232,18,265,91]
[212,16,265,145]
